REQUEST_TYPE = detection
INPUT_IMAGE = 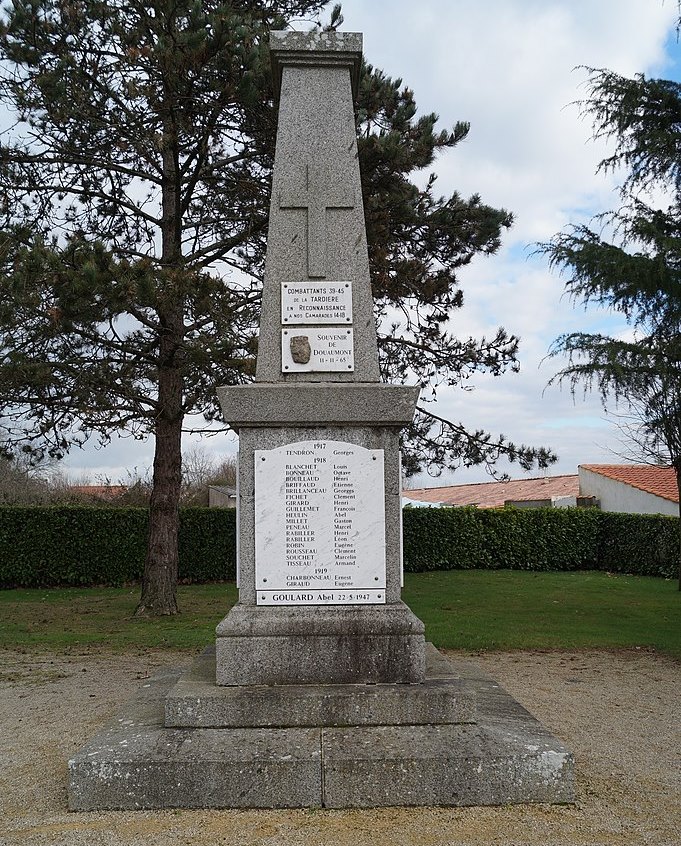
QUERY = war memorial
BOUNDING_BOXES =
[68,30,574,810]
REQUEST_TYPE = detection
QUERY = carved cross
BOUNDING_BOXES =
[280,163,354,278]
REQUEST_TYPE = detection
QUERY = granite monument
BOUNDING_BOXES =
[68,30,575,810]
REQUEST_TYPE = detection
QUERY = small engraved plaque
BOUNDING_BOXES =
[282,282,353,324]
[282,328,354,372]
[255,440,386,605]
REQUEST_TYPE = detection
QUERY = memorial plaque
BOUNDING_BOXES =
[255,440,386,605]
[282,328,354,372]
[282,282,353,324]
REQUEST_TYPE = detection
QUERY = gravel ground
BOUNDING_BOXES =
[0,647,679,846]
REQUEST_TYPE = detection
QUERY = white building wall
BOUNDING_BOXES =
[208,486,237,508]
[578,467,678,517]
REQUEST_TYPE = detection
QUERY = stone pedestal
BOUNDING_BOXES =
[165,645,474,728]
[216,382,424,686]
[216,603,425,685]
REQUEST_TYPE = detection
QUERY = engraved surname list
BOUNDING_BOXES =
[284,448,322,583]
[255,440,386,605]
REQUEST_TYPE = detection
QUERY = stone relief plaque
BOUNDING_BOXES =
[282,281,353,325]
[254,440,386,605]
[281,328,354,372]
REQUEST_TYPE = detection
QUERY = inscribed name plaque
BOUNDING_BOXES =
[281,328,354,372]
[254,440,386,605]
[282,282,352,324]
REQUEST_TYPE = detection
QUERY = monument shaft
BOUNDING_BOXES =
[255,31,380,383]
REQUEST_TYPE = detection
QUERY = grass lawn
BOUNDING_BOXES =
[405,570,680,656]
[0,570,678,657]
[0,582,239,652]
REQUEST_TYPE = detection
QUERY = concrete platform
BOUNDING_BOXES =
[68,645,574,810]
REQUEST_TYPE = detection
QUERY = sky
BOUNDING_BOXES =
[62,0,681,488]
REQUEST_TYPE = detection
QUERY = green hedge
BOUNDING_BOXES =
[401,507,603,572]
[597,511,679,578]
[402,507,677,578]
[0,504,677,588]
[0,506,148,587]
[0,506,237,588]
[178,508,237,584]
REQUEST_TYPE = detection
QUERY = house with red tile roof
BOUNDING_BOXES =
[403,465,679,516]
[578,465,679,517]
[403,474,580,509]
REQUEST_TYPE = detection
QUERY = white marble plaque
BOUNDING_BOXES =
[282,282,352,324]
[282,328,354,372]
[255,440,386,605]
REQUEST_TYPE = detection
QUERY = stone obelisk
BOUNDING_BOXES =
[215,30,425,686]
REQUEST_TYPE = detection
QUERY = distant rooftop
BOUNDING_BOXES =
[404,474,579,509]
[580,464,678,503]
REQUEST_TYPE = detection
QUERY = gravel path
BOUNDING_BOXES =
[0,647,679,846]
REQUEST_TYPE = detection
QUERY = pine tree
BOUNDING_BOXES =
[0,1,553,614]
[540,67,681,584]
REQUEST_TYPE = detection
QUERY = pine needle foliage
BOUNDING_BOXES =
[540,67,681,585]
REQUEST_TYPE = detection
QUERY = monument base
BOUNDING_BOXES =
[215,602,426,685]
[68,645,574,810]
[167,645,475,727]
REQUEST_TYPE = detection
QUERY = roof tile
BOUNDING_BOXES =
[404,475,579,509]
[580,465,678,503]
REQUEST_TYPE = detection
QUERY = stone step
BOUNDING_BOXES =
[165,645,476,728]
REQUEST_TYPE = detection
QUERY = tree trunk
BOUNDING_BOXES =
[136,114,185,616]
[136,321,184,616]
